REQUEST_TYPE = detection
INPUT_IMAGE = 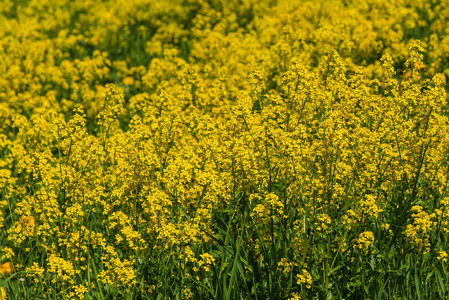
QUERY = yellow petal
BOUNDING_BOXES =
[0,262,13,275]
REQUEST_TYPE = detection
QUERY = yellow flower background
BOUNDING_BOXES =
[1,0,449,299]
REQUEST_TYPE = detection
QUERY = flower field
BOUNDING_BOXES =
[1,0,449,299]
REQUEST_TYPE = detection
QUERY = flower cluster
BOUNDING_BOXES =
[0,0,449,299]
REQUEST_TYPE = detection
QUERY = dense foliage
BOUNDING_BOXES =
[1,0,449,299]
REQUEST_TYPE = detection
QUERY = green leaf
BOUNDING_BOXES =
[329,264,344,275]
[414,262,422,300]
[435,264,446,297]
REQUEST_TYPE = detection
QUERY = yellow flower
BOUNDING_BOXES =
[0,287,6,300]
[288,292,301,300]
[354,231,375,253]
[123,76,134,86]
[437,251,448,263]
[0,249,14,261]
[296,269,312,289]
[0,262,13,276]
